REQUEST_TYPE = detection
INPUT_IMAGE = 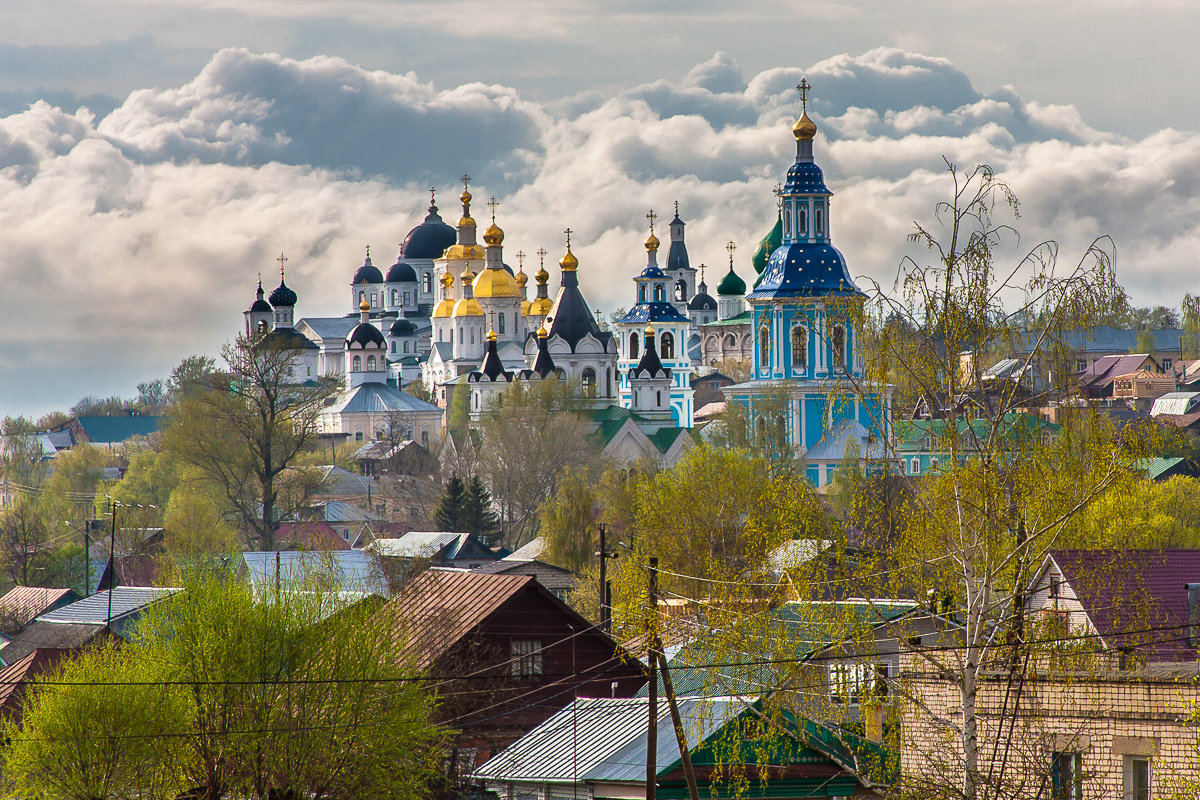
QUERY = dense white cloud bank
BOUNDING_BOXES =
[2,47,1197,414]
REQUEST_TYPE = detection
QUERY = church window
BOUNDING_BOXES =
[391,290,398,305]
[759,323,771,369]
[358,291,365,303]
[639,285,646,302]
[725,334,736,350]
[391,342,396,353]
[629,332,639,360]
[675,281,686,302]
[470,329,475,345]
[352,355,362,371]
[783,205,791,238]
[459,329,463,345]
[654,284,665,302]
[498,313,505,334]
[355,431,364,442]
[404,291,411,306]
[798,207,807,236]
[816,206,824,236]
[367,355,376,371]
[832,325,846,367]
[791,325,807,369]
[656,390,662,406]
[661,332,675,359]
[423,273,432,293]
[370,292,377,307]
[582,368,596,398]
[606,368,612,397]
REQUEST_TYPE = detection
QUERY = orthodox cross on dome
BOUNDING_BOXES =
[364,244,371,260]
[487,196,501,222]
[516,250,525,269]
[645,209,657,235]
[726,240,736,268]
[563,228,573,248]
[537,247,548,267]
[429,186,437,206]
[699,263,706,283]
[774,182,784,210]
[461,173,471,189]
[796,78,811,110]
[277,251,288,276]
[257,272,262,288]
[673,200,679,217]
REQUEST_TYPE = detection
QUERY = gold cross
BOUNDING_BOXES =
[726,240,737,267]
[277,252,288,275]
[699,263,706,283]
[645,209,656,234]
[796,78,811,109]
[487,196,501,222]
[516,250,526,269]
[563,228,573,248]
[537,247,548,267]
[461,173,471,189]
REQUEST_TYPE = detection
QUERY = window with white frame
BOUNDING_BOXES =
[1124,756,1150,800]
[828,661,887,705]
[909,457,920,475]
[510,639,543,680]
[1051,752,1082,800]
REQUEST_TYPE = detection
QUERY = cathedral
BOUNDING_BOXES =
[238,81,889,480]
[722,83,892,487]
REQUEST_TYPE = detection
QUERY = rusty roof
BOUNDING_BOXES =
[0,587,79,630]
[383,570,535,670]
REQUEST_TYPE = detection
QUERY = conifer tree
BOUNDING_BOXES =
[433,474,467,531]
[464,476,502,542]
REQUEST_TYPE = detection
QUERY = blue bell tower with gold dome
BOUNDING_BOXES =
[725,81,891,486]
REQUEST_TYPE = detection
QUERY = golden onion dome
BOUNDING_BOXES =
[460,189,472,206]
[486,328,497,342]
[644,323,654,335]
[559,247,579,271]
[433,297,456,318]
[535,265,550,284]
[483,222,504,246]
[537,324,548,338]
[443,243,485,260]
[515,269,528,289]
[793,110,817,141]
[644,232,660,252]
[453,297,484,317]
[359,298,371,312]
[440,272,454,289]
[457,216,476,229]
[473,267,521,298]
[528,296,554,316]
[521,299,532,316]
[461,268,477,283]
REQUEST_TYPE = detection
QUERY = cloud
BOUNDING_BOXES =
[3,46,1200,415]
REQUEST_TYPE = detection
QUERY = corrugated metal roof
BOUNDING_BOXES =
[297,316,357,340]
[473,696,750,783]
[383,570,533,670]
[315,498,385,523]
[239,551,389,598]
[0,621,110,667]
[330,382,442,415]
[373,532,462,558]
[38,587,179,626]
[504,537,546,561]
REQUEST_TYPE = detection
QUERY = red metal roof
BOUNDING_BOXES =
[0,587,79,629]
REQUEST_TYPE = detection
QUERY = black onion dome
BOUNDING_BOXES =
[249,284,272,313]
[347,322,386,348]
[402,204,456,260]
[269,278,297,307]
[687,291,717,311]
[389,318,417,336]
[353,256,385,285]
[387,260,418,283]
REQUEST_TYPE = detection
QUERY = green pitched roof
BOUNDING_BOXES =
[74,416,161,444]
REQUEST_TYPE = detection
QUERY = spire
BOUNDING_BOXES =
[477,328,509,381]
[666,202,689,270]
[531,325,557,378]
[633,324,666,377]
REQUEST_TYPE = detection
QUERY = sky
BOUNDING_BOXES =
[3,0,1200,417]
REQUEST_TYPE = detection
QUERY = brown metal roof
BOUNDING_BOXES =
[0,587,79,630]
[383,570,534,670]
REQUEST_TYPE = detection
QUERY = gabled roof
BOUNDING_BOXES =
[0,587,80,630]
[311,465,372,495]
[473,559,578,593]
[1077,353,1158,391]
[473,696,751,783]
[38,587,180,626]
[0,621,110,667]
[238,551,388,598]
[1011,326,1182,355]
[72,416,161,444]
[329,382,442,415]
[296,316,357,341]
[371,531,498,562]
[1039,549,1200,661]
[384,571,537,670]
[312,498,385,523]
[503,537,546,561]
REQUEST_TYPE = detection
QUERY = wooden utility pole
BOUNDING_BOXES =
[597,523,618,633]
[658,649,700,800]
[646,557,659,800]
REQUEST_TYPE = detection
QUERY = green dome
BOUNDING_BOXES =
[751,214,783,275]
[717,265,747,296]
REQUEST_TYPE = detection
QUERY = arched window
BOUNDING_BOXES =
[403,341,409,353]
[783,205,791,238]
[798,207,807,236]
[404,291,411,306]
[367,355,376,371]
[422,273,432,293]
[629,332,639,360]
[654,284,665,302]
[639,285,646,302]
[370,292,377,307]
[459,328,463,344]
[832,325,846,367]
[606,368,612,397]
[759,323,770,369]
[725,333,736,350]
[390,342,396,353]
[791,325,807,369]
[656,390,662,406]
[661,332,675,360]
[352,355,362,371]
[815,206,824,236]
[582,368,596,398]
[358,291,365,303]
[674,281,686,301]
[498,313,506,334]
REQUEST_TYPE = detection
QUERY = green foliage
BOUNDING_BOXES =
[463,476,501,541]
[539,468,598,573]
[433,474,468,531]
[165,353,218,404]
[1182,293,1200,359]
[3,576,443,800]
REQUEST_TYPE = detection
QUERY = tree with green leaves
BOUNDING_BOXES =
[162,334,337,550]
[2,574,443,800]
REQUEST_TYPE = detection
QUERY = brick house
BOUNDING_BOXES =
[899,549,1200,797]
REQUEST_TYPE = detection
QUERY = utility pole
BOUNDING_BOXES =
[658,651,700,800]
[646,557,659,800]
[596,523,619,633]
[106,500,116,630]
[82,521,90,596]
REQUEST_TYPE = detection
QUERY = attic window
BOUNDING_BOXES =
[510,640,542,680]
[1049,575,1061,600]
